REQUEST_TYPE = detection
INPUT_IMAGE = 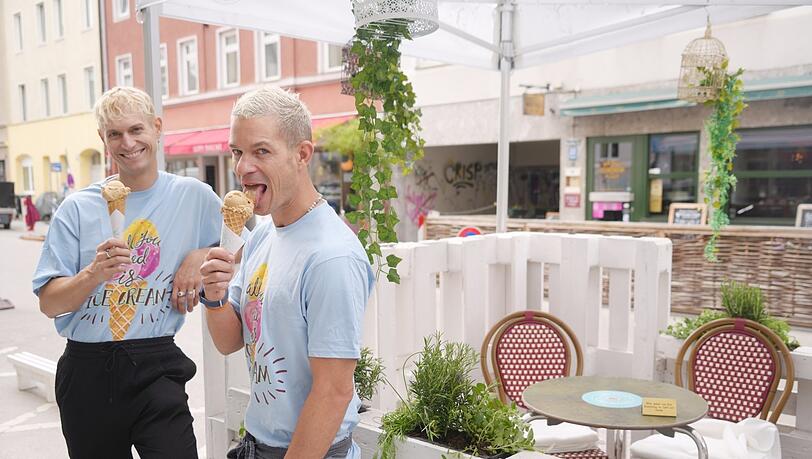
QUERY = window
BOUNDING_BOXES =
[217,29,240,88]
[592,141,633,192]
[40,78,51,117]
[160,44,168,98]
[257,32,280,81]
[13,13,23,52]
[57,74,68,114]
[647,133,698,217]
[321,43,343,73]
[53,0,64,39]
[82,0,93,29]
[22,157,35,193]
[178,37,199,95]
[36,3,47,44]
[729,126,812,223]
[113,0,129,22]
[166,159,199,178]
[116,54,133,87]
[84,66,96,108]
[18,84,27,122]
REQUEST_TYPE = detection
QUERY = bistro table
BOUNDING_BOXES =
[523,376,709,459]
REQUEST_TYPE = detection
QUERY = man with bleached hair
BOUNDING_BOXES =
[34,86,222,458]
[201,85,374,458]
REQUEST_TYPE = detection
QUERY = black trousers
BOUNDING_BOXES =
[56,336,198,459]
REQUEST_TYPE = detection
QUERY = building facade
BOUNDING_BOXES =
[395,7,812,239]
[102,0,356,198]
[1,0,105,199]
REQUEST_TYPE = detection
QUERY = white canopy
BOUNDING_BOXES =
[137,0,810,230]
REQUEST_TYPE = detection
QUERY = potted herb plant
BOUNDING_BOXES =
[355,347,386,413]
[664,280,800,350]
[374,333,534,459]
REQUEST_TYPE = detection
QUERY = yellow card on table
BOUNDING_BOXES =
[642,398,677,417]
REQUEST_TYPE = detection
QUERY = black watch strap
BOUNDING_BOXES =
[199,289,227,309]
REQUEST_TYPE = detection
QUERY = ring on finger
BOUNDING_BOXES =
[177,291,186,297]
[104,248,111,259]
[187,289,196,297]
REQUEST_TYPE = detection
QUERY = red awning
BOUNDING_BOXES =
[165,128,230,156]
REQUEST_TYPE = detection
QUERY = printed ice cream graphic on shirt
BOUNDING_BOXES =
[243,263,287,405]
[81,219,174,340]
[244,263,267,367]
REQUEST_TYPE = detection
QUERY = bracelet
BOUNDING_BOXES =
[199,289,227,309]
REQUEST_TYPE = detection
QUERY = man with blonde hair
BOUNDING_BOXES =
[201,85,374,458]
[33,86,222,458]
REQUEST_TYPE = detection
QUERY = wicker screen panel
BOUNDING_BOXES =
[426,217,812,327]
[494,321,570,408]
[692,330,777,422]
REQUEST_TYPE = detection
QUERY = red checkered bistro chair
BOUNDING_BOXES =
[631,318,795,459]
[481,311,607,459]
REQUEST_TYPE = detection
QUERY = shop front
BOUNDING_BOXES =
[586,132,699,222]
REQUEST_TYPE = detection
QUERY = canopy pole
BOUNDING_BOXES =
[141,5,165,171]
[496,1,514,233]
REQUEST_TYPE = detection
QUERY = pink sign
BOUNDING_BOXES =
[592,202,623,219]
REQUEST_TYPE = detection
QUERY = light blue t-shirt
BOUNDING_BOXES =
[228,203,374,456]
[32,172,222,342]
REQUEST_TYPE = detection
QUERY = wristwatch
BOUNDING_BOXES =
[199,289,227,309]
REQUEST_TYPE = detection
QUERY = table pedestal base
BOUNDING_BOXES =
[607,429,630,459]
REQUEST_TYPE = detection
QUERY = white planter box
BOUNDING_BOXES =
[355,408,555,459]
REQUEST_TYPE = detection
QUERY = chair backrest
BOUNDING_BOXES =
[675,318,795,423]
[481,310,584,408]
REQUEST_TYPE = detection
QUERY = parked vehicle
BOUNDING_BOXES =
[0,182,17,229]
[35,191,64,222]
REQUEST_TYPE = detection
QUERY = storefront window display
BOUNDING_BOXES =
[730,125,812,224]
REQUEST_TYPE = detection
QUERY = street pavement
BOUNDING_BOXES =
[0,219,209,459]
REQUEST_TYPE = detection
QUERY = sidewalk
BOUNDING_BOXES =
[0,219,209,459]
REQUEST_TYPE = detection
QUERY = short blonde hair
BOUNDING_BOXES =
[94,86,156,130]
[232,85,312,148]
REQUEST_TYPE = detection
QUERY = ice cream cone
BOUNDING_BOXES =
[220,190,254,248]
[108,197,126,215]
[107,281,143,341]
[102,180,131,239]
[223,208,251,234]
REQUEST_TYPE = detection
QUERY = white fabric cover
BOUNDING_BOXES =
[530,419,600,454]
[630,418,781,459]
[146,1,791,70]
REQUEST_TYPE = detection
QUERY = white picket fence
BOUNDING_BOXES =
[364,232,673,411]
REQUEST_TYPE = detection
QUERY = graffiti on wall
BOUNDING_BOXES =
[400,159,498,226]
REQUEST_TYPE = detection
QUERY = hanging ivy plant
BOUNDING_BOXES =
[347,26,425,284]
[703,61,746,262]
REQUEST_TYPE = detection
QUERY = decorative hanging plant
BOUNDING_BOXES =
[346,23,426,284]
[702,60,746,262]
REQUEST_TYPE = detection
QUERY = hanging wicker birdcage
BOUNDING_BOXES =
[677,22,728,103]
[340,41,359,96]
[352,0,439,39]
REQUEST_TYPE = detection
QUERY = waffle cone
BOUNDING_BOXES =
[223,208,250,235]
[107,282,139,341]
[108,198,126,216]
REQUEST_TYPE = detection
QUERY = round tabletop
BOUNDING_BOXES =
[522,376,708,430]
